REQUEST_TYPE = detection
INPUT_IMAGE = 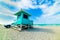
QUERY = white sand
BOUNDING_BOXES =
[0,26,60,40]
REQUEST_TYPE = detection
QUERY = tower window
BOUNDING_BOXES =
[23,14,28,19]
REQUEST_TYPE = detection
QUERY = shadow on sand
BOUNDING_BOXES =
[23,28,55,33]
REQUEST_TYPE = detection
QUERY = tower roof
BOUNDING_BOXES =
[15,9,31,16]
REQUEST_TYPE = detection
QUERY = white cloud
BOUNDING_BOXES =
[0,0,39,24]
[0,6,16,18]
[1,0,54,9]
[0,0,60,24]
[0,12,16,25]
[1,0,38,9]
[34,0,60,24]
[0,0,32,25]
[0,19,14,25]
[0,5,16,24]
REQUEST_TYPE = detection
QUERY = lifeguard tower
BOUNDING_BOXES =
[13,9,33,30]
[4,9,33,30]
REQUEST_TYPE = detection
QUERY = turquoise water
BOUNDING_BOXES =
[33,24,60,26]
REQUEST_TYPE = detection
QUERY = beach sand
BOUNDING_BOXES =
[0,26,60,40]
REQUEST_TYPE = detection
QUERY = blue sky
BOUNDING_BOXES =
[0,0,60,24]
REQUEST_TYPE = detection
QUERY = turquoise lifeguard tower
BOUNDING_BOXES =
[13,9,33,30]
[4,9,33,30]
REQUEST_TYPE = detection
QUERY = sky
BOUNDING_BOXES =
[0,0,60,24]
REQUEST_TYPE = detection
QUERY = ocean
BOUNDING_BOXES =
[33,24,60,26]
